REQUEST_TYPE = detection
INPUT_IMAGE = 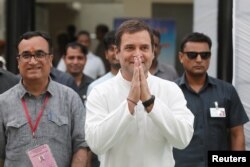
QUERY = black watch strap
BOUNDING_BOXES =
[142,95,155,108]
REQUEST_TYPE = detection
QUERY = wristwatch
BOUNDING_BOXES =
[142,95,155,108]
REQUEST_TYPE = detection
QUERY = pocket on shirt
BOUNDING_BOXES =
[46,114,69,139]
[6,119,30,149]
[48,115,69,126]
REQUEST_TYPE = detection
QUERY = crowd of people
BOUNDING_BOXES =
[0,19,248,167]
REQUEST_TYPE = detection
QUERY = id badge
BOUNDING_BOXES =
[210,108,226,118]
[27,144,58,167]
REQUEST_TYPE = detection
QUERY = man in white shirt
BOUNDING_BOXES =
[86,19,194,167]
[57,30,105,79]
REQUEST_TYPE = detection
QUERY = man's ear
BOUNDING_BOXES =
[115,47,120,60]
[16,57,20,70]
[105,50,108,60]
[50,55,54,67]
[63,54,66,61]
[179,51,184,63]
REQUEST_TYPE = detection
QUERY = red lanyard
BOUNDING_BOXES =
[21,94,49,138]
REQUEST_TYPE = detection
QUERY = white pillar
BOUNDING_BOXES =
[233,0,250,149]
[193,0,218,77]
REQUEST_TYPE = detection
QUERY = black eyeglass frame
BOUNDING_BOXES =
[182,51,211,60]
[18,51,51,61]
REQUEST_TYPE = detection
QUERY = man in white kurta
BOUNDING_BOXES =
[85,19,194,167]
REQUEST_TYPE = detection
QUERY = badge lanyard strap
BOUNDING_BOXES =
[21,94,49,138]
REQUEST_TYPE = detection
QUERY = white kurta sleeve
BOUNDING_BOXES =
[148,82,194,149]
[85,88,135,154]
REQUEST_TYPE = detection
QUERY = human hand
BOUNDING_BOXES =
[127,57,141,113]
[127,56,153,113]
[138,56,151,102]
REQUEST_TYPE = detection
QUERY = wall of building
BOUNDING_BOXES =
[74,3,124,50]
[233,0,250,149]
[0,0,194,40]
[0,0,194,68]
[0,0,4,39]
[152,3,193,74]
[193,0,218,77]
[77,3,124,33]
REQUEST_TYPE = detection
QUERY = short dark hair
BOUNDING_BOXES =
[65,42,88,56]
[152,29,161,41]
[77,30,90,39]
[17,31,53,53]
[115,19,154,50]
[103,31,116,50]
[180,32,212,52]
[67,24,76,34]
[96,24,109,34]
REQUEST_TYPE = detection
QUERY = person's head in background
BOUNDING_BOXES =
[115,19,154,81]
[16,31,53,83]
[56,32,69,54]
[76,30,91,50]
[152,29,161,65]
[95,24,109,41]
[179,32,212,78]
[103,31,120,73]
[67,24,77,42]
[64,42,88,80]
[53,32,69,66]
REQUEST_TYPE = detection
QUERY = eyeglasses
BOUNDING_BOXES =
[183,51,211,60]
[18,51,50,62]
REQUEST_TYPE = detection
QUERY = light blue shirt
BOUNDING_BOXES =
[87,72,115,95]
